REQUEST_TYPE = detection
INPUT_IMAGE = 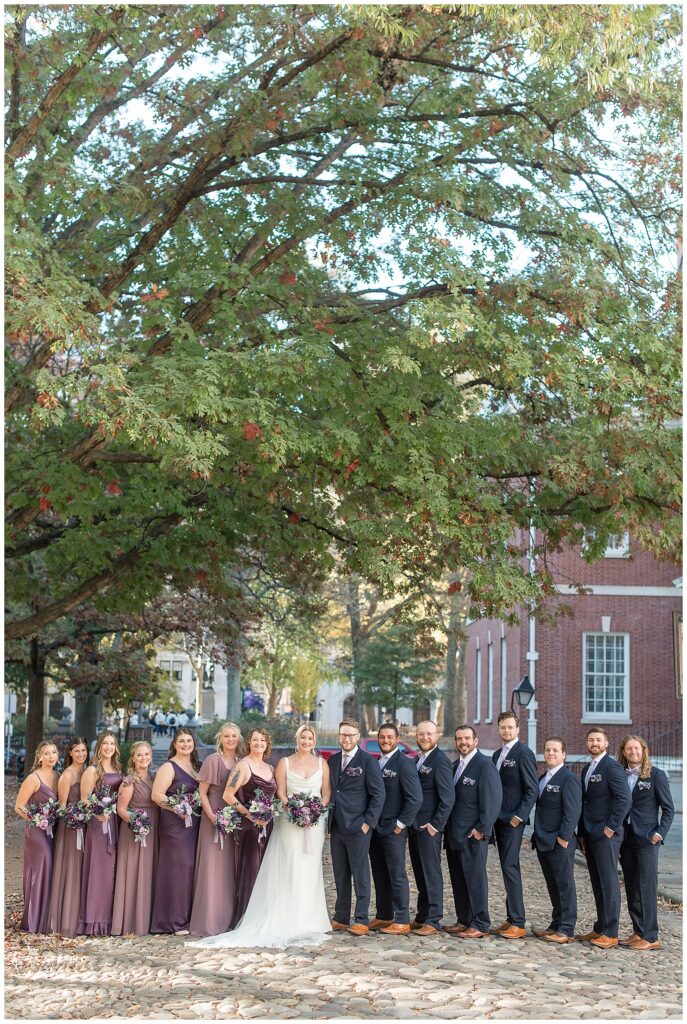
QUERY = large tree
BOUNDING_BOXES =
[6,4,681,649]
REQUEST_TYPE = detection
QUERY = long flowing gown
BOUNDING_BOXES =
[21,778,57,933]
[47,780,83,937]
[77,771,123,935]
[229,768,277,928]
[189,753,237,937]
[111,775,159,936]
[150,761,200,933]
[190,758,331,949]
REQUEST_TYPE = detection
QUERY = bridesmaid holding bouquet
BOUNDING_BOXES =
[77,731,123,936]
[189,722,243,937]
[47,737,89,937]
[112,741,159,936]
[150,728,202,935]
[14,740,59,933]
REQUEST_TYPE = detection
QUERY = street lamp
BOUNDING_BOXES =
[510,675,535,713]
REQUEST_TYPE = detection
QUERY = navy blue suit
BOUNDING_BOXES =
[445,750,502,932]
[407,747,455,930]
[370,748,423,924]
[578,752,632,937]
[532,767,582,936]
[492,740,538,927]
[329,748,385,925]
[619,766,674,942]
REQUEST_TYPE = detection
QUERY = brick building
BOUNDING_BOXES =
[465,533,682,762]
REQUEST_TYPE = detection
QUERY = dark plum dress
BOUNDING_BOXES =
[189,753,237,937]
[231,769,277,928]
[21,776,57,933]
[47,779,83,937]
[112,775,159,936]
[77,771,123,936]
[150,761,200,933]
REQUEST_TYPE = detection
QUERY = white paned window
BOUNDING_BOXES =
[583,633,630,720]
[172,660,183,681]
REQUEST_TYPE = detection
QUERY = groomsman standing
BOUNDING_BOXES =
[531,737,582,943]
[444,725,502,939]
[577,726,632,948]
[369,724,423,935]
[490,711,538,939]
[617,735,674,951]
[329,719,385,936]
[407,721,455,935]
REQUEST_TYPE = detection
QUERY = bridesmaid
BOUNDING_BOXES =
[224,727,277,928]
[150,727,202,935]
[112,741,159,936]
[14,739,59,933]
[77,730,123,935]
[189,722,243,937]
[47,736,89,936]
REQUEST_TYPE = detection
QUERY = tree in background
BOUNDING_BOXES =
[353,622,442,725]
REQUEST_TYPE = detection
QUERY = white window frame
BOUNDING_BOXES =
[500,637,508,711]
[485,642,494,723]
[172,660,183,681]
[581,632,631,723]
[582,529,631,559]
[474,647,481,724]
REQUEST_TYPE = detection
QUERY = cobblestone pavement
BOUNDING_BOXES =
[4,781,682,1020]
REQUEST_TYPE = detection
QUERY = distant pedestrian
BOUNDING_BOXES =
[166,712,177,738]
[154,710,165,738]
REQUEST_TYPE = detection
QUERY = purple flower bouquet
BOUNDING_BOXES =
[166,785,201,828]
[247,788,283,842]
[57,800,93,850]
[128,808,152,847]
[285,792,330,853]
[213,805,242,850]
[84,784,117,837]
[26,798,59,838]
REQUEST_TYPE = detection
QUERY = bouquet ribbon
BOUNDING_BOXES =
[214,832,224,851]
[184,812,192,829]
[76,827,84,852]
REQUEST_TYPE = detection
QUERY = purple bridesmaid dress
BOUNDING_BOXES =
[47,780,83,937]
[231,770,277,928]
[150,762,200,933]
[112,775,159,936]
[189,753,236,937]
[77,771,122,936]
[21,777,57,933]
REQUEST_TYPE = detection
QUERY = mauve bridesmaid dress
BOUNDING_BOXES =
[150,762,200,933]
[47,779,83,937]
[77,771,122,936]
[189,753,237,937]
[231,769,277,928]
[111,775,159,936]
[21,777,57,933]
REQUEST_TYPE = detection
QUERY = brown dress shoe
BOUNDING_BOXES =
[443,923,468,934]
[532,927,555,938]
[380,922,410,935]
[619,932,642,946]
[590,935,618,949]
[368,918,393,931]
[456,927,489,939]
[543,932,575,944]
[628,938,660,951]
[409,920,424,931]
[330,920,349,931]
[575,931,601,942]
[488,920,511,934]
[497,925,527,939]
[412,923,440,936]
[348,923,370,936]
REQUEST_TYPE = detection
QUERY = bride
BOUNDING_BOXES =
[190,724,332,949]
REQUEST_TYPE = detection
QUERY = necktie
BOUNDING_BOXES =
[496,745,509,771]
[379,755,387,769]
[416,754,425,772]
[538,771,551,795]
[342,754,349,771]
[626,767,639,794]
[585,759,597,790]
[453,760,465,784]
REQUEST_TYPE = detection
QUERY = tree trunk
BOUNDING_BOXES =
[25,638,47,767]
[442,585,468,736]
[267,685,280,718]
[75,689,102,746]
[225,656,243,723]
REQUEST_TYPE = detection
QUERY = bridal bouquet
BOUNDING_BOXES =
[166,785,201,828]
[247,789,283,841]
[26,798,59,838]
[84,784,117,837]
[213,805,242,850]
[128,808,152,847]
[57,800,93,850]
[285,792,330,854]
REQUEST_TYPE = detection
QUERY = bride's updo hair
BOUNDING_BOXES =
[295,723,317,749]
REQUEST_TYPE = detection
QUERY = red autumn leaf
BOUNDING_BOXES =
[41,484,52,495]
[288,512,301,524]
[37,392,58,409]
[279,270,297,286]
[314,321,335,335]
[343,458,360,479]
[266,118,279,131]
[334,449,343,459]
[105,480,123,496]
[448,581,463,595]
[195,569,209,583]
[39,497,51,512]
[192,26,204,38]
[242,422,263,441]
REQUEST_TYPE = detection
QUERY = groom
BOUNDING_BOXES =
[329,718,385,935]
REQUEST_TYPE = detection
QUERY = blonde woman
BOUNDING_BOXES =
[189,722,243,937]
[112,741,159,936]
[77,730,123,935]
[47,736,89,937]
[14,740,59,933]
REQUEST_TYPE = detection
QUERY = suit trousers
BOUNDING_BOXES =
[330,821,372,925]
[370,828,411,923]
[408,828,444,929]
[536,840,577,936]
[494,819,527,926]
[585,831,623,937]
[619,832,660,942]
[446,839,491,933]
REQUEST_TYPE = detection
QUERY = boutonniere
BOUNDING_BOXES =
[344,766,363,777]
[461,776,476,786]
[502,758,517,768]
[637,780,652,790]
[382,769,397,779]
[546,784,560,793]
[590,774,602,783]
[418,765,433,775]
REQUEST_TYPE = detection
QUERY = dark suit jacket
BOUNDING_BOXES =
[624,766,674,845]
[533,766,582,852]
[375,748,423,836]
[409,746,455,833]
[445,750,502,851]
[492,740,538,824]
[329,747,385,836]
[578,753,632,841]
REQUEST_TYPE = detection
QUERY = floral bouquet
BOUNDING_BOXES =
[166,785,201,828]
[84,784,117,837]
[128,808,152,847]
[213,805,242,850]
[26,798,59,838]
[57,800,93,851]
[284,792,330,854]
[247,789,283,842]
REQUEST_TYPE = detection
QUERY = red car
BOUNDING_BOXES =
[317,738,416,761]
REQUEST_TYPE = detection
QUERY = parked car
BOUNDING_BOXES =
[316,738,416,762]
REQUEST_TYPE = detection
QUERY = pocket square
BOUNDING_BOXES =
[345,766,363,777]
[382,769,397,778]
[546,784,560,793]
[502,759,517,768]
[418,765,433,775]
[589,774,602,783]
[637,780,652,790]
[461,777,476,786]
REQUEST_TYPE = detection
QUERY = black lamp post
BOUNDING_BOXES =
[510,675,535,713]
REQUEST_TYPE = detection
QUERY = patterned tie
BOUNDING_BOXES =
[496,745,509,772]
[453,759,465,784]
[379,755,387,770]
[585,759,597,790]
[538,770,551,796]
[416,753,425,772]
[626,767,639,793]
[342,754,350,771]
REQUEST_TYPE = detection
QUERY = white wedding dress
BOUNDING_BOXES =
[190,757,331,949]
